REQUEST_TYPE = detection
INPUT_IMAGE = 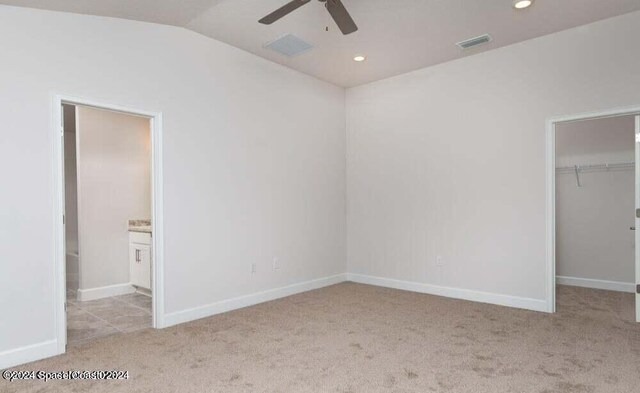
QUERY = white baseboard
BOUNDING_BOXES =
[346,273,549,313]
[163,273,348,327]
[0,340,60,370]
[557,276,635,293]
[77,283,136,302]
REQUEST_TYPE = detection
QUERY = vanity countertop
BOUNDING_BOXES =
[128,219,151,233]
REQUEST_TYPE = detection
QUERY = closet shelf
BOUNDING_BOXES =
[555,162,635,173]
[555,162,635,188]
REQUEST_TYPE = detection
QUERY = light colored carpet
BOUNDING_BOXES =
[2,283,639,393]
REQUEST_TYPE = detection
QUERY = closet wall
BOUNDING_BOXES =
[556,115,636,290]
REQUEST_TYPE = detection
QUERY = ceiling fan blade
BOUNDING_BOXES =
[259,0,312,25]
[326,0,358,35]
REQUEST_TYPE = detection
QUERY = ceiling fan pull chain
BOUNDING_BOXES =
[325,2,329,32]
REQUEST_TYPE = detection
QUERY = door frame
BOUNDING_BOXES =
[52,93,165,354]
[545,105,640,315]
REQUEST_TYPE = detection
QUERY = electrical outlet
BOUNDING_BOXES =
[436,255,445,267]
[251,263,257,274]
[273,257,280,270]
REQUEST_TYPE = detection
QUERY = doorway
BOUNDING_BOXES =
[53,95,164,353]
[547,107,640,322]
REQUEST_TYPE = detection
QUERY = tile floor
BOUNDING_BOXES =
[66,290,152,346]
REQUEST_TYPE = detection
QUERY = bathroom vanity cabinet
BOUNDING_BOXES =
[129,231,151,290]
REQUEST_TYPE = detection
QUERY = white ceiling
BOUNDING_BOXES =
[0,0,219,25]
[2,0,640,87]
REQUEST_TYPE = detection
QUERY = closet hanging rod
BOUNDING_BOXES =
[555,161,635,172]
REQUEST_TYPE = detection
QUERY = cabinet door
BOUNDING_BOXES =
[130,243,151,290]
[138,245,151,290]
[130,244,143,287]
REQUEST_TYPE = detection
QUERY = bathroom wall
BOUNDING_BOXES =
[76,106,151,296]
[63,104,79,291]
[555,115,636,290]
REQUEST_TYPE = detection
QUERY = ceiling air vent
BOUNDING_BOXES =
[264,34,313,57]
[456,34,492,50]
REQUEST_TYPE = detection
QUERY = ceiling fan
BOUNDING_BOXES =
[259,0,358,35]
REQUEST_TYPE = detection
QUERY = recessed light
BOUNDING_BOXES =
[513,0,533,9]
[353,55,366,62]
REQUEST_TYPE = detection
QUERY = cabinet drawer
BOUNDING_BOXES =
[129,231,151,245]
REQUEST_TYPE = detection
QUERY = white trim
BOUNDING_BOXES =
[557,276,635,293]
[546,105,640,315]
[150,111,165,328]
[545,116,557,313]
[636,115,640,323]
[164,274,348,327]
[52,94,165,360]
[77,283,136,302]
[347,273,548,313]
[0,340,58,370]
[52,97,66,356]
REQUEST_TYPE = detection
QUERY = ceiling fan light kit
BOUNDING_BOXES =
[513,0,534,9]
[259,0,358,35]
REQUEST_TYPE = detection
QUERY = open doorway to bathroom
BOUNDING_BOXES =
[62,102,154,346]
[552,113,640,322]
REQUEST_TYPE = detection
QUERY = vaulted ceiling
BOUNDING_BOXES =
[2,0,640,87]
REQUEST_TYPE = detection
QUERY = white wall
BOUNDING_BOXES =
[556,116,635,288]
[346,11,640,306]
[76,106,151,292]
[0,5,346,364]
[556,116,636,167]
